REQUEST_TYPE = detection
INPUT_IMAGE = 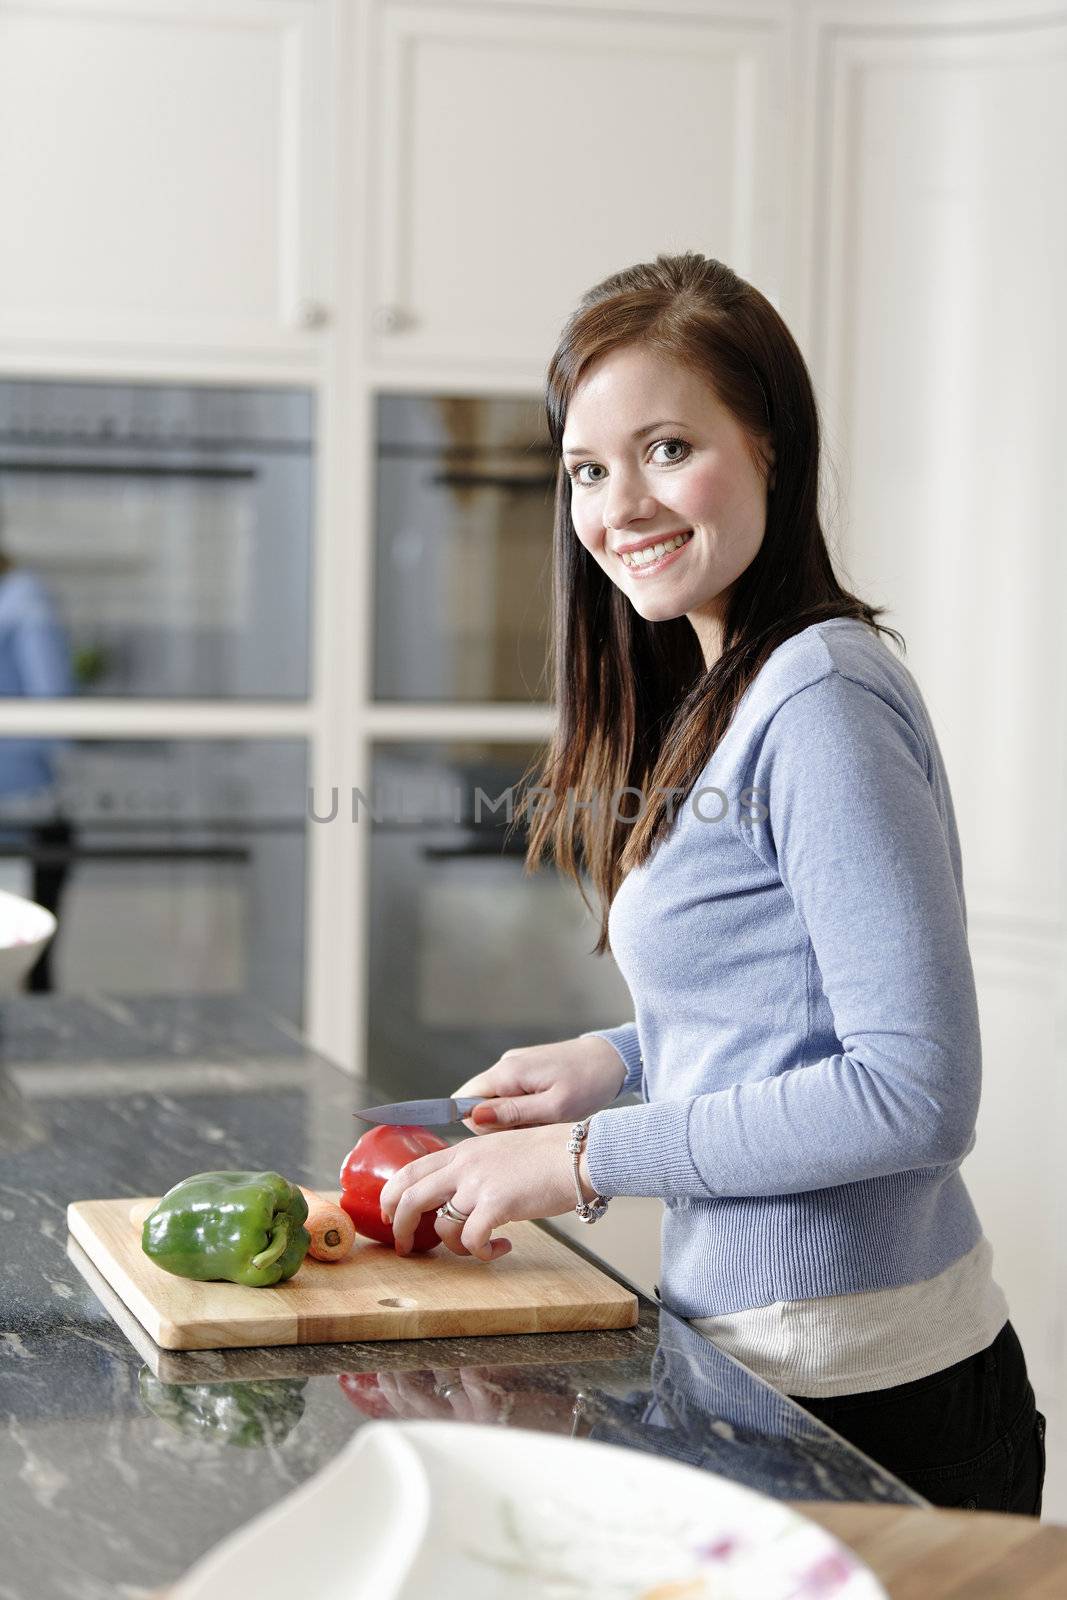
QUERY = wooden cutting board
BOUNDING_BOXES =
[67,1195,639,1351]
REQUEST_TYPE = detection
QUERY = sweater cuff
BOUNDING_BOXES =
[585,1098,708,1200]
[580,1023,644,1097]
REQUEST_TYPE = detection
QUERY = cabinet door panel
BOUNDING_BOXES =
[372,2,784,368]
[0,0,331,357]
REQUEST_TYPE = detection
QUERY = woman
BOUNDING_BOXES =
[380,252,1047,1515]
[0,548,75,990]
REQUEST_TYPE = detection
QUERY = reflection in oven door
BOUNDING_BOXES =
[367,743,633,1100]
[0,379,313,699]
[0,737,307,1026]
[57,854,249,996]
[417,852,630,1031]
[374,393,553,704]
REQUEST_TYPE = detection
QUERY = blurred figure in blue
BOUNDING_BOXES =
[0,547,75,991]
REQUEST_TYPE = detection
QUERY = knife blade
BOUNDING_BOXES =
[352,1096,486,1126]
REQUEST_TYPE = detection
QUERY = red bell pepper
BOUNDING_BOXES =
[339,1124,448,1254]
[338,1372,394,1418]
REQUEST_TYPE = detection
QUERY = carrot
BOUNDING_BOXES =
[298,1186,356,1262]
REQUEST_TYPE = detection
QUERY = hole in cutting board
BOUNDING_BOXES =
[378,1296,418,1309]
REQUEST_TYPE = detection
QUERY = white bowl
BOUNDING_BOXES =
[0,889,56,994]
[170,1418,887,1600]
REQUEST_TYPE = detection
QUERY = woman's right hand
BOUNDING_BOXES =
[452,1036,628,1134]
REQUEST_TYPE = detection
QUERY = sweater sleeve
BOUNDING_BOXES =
[584,673,982,1202]
[580,1022,644,1098]
[10,577,74,697]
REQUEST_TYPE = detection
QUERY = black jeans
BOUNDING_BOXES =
[787,1319,1046,1516]
[25,817,75,993]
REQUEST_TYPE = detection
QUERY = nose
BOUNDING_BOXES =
[604,476,658,534]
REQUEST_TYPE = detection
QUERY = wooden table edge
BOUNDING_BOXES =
[788,1499,1067,1597]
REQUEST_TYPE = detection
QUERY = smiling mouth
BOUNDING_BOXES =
[620,530,694,571]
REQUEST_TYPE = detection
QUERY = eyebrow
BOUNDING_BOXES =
[561,420,690,459]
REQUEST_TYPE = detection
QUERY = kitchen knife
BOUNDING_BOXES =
[352,1096,487,1126]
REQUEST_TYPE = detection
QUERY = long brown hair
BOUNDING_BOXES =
[513,251,904,955]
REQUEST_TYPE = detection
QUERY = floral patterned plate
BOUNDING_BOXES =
[171,1418,888,1600]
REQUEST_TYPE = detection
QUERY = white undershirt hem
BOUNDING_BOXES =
[690,1235,1010,1400]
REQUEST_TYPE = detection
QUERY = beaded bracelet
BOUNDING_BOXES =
[568,1118,611,1223]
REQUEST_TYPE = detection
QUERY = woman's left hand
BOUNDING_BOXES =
[378,1122,591,1262]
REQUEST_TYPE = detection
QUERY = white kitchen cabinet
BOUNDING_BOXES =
[366,0,785,372]
[0,0,334,368]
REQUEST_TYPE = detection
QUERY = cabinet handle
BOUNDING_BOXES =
[429,470,556,493]
[373,304,413,335]
[296,300,330,331]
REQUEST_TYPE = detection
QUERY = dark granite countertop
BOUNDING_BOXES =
[0,994,922,1600]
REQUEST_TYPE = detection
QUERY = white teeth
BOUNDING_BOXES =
[622,531,692,568]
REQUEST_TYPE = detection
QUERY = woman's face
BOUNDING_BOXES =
[561,344,773,667]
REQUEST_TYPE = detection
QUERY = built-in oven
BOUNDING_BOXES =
[0,379,313,1022]
[366,741,633,1100]
[373,392,554,703]
[366,393,632,1095]
[0,737,308,1024]
[0,378,312,698]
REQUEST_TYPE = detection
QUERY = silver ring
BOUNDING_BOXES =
[434,1380,462,1400]
[437,1199,471,1223]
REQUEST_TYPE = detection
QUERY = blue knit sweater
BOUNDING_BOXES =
[583,617,984,1320]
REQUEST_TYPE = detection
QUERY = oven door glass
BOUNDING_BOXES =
[0,736,307,1027]
[0,380,312,699]
[365,741,633,1098]
[373,394,554,703]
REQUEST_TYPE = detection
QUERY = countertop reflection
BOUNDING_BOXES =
[0,993,923,1600]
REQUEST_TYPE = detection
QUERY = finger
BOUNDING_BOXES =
[465,1101,504,1132]
[434,1208,474,1256]
[379,1147,452,1218]
[451,1048,533,1097]
[444,1385,476,1421]
[453,1055,539,1129]
[465,1092,557,1132]
[431,1369,476,1421]
[454,1073,508,1134]
[392,1371,446,1420]
[371,1372,405,1415]
[379,1148,452,1222]
[460,1205,513,1263]
[451,1070,500,1099]
[458,1368,505,1425]
[391,1172,458,1254]
[461,1108,498,1135]
[338,1373,394,1418]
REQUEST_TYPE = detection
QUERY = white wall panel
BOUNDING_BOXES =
[803,2,1067,1516]
[812,17,1067,935]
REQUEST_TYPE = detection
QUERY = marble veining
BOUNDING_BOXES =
[0,994,923,1600]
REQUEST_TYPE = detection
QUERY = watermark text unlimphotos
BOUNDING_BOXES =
[307,782,768,827]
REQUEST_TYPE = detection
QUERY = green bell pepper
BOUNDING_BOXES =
[141,1171,310,1287]
[138,1371,308,1448]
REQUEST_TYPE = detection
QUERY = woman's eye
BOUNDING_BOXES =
[650,437,691,465]
[568,437,691,485]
